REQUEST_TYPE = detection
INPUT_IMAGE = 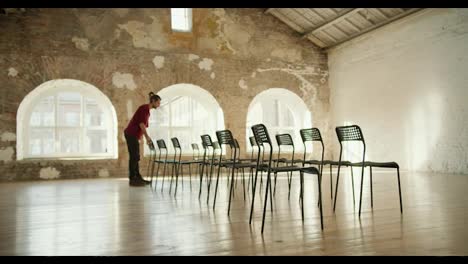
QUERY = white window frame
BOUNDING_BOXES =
[170,8,192,32]
[145,83,225,156]
[17,79,118,160]
[246,88,312,153]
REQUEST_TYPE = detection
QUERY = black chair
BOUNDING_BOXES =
[212,130,258,214]
[170,137,204,195]
[147,140,157,184]
[274,133,305,199]
[191,143,204,186]
[154,139,178,192]
[300,128,355,207]
[250,124,323,233]
[199,134,216,200]
[333,125,403,216]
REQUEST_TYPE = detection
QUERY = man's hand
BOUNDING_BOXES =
[145,136,154,148]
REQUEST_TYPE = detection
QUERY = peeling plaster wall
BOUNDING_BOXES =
[0,8,329,181]
[328,9,468,174]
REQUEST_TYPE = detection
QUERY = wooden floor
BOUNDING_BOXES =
[0,168,467,256]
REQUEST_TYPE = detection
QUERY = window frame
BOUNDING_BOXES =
[170,8,192,33]
[246,88,312,153]
[17,79,118,160]
[144,83,225,156]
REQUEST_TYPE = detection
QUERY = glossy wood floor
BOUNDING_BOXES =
[0,168,467,256]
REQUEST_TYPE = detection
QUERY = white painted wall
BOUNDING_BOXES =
[328,8,468,174]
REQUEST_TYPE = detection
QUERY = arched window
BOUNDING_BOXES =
[246,88,312,152]
[17,79,118,160]
[145,83,224,155]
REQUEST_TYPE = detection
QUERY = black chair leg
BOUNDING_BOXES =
[330,165,333,200]
[261,171,272,234]
[161,163,167,193]
[189,164,192,192]
[397,168,403,214]
[249,167,260,224]
[358,166,365,217]
[370,166,373,209]
[318,172,324,230]
[198,162,205,199]
[300,172,304,221]
[242,168,246,202]
[169,164,175,194]
[174,164,180,197]
[227,164,236,216]
[270,173,275,212]
[287,171,293,201]
[273,172,278,196]
[213,164,222,210]
[333,165,342,212]
[351,166,355,209]
[207,163,214,204]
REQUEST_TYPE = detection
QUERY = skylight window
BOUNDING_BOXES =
[171,8,192,32]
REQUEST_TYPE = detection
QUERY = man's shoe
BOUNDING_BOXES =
[137,175,151,185]
[129,178,146,187]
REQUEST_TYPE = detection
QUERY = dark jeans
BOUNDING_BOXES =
[124,133,141,180]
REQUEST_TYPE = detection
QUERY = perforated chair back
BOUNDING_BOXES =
[249,136,257,147]
[300,128,325,169]
[157,139,167,150]
[275,133,295,166]
[213,141,220,150]
[251,124,272,147]
[216,130,237,161]
[192,143,200,160]
[300,128,323,143]
[336,125,365,143]
[216,130,235,146]
[201,134,214,148]
[171,137,181,149]
[276,134,294,146]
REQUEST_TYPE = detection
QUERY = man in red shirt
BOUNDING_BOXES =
[124,92,161,186]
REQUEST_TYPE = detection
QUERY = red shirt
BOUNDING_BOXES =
[124,104,150,140]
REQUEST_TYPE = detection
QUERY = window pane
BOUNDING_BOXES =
[86,129,107,153]
[58,129,80,153]
[152,103,169,127]
[30,96,55,127]
[29,128,55,155]
[171,8,191,32]
[172,129,192,151]
[85,98,104,127]
[262,100,278,127]
[281,103,295,127]
[171,96,191,127]
[58,92,81,127]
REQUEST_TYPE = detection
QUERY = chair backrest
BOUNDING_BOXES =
[300,128,323,143]
[157,139,167,150]
[171,137,182,161]
[216,130,237,161]
[335,125,366,163]
[213,141,220,150]
[251,124,271,147]
[275,133,295,166]
[191,143,200,159]
[276,134,294,146]
[171,137,181,149]
[249,136,257,147]
[216,130,235,146]
[201,134,214,148]
[251,124,273,166]
[300,128,325,168]
[335,125,365,143]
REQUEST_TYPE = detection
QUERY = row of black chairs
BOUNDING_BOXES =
[147,124,403,234]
